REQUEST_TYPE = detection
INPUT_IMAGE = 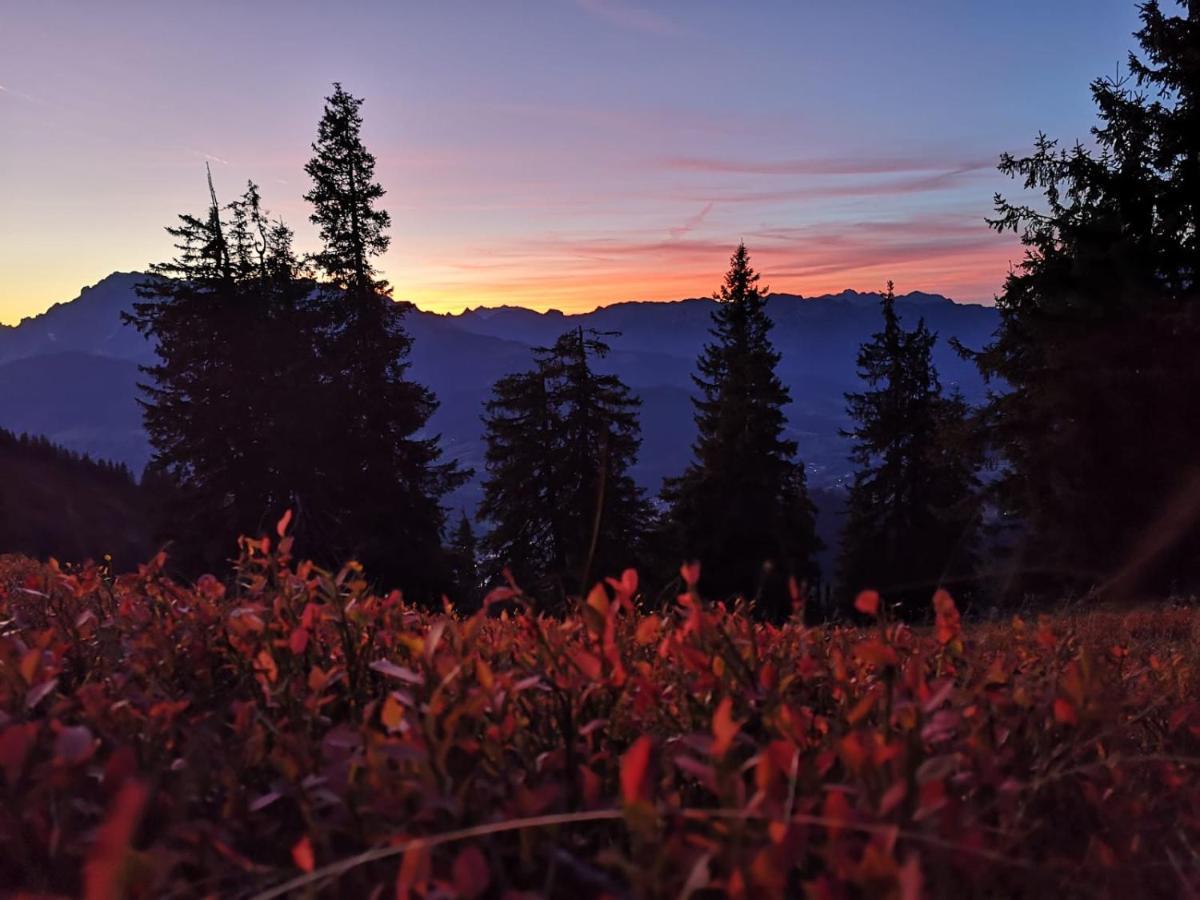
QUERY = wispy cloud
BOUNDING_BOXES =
[575,0,683,37]
[663,154,994,177]
[183,147,230,166]
[0,83,38,103]
[667,202,714,240]
[674,168,990,205]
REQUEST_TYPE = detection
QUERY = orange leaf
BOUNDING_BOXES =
[932,589,961,645]
[255,649,278,684]
[621,735,655,806]
[395,843,430,900]
[586,582,610,618]
[291,835,314,873]
[476,658,494,691]
[381,694,405,733]
[854,589,881,617]
[712,696,740,758]
[276,508,293,537]
[19,649,40,685]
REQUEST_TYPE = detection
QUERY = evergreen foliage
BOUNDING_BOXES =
[661,243,820,621]
[971,1,1200,596]
[839,283,981,614]
[480,328,648,605]
[300,83,468,598]
[447,511,482,610]
[126,171,313,572]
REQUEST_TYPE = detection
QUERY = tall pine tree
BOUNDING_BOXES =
[839,283,981,615]
[480,328,648,605]
[302,84,467,598]
[972,2,1200,597]
[661,243,820,620]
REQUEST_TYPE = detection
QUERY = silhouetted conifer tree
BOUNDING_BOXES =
[302,83,467,598]
[661,243,820,620]
[970,2,1200,597]
[128,171,312,572]
[480,328,648,605]
[839,283,981,615]
[447,511,481,609]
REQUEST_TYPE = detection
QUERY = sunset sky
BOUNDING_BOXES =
[1,0,1146,324]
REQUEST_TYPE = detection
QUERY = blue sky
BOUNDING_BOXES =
[0,0,1150,320]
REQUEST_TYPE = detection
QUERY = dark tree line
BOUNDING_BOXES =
[128,0,1200,618]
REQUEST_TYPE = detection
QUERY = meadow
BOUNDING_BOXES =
[1,519,1198,898]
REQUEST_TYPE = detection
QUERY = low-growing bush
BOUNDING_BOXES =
[1,519,1198,897]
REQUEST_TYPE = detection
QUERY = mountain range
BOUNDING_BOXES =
[0,273,1000,562]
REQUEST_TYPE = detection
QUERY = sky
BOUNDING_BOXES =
[0,0,1149,323]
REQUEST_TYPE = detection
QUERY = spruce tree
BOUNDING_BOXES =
[128,171,312,572]
[972,2,1200,596]
[480,328,648,605]
[839,283,981,615]
[302,83,467,598]
[661,243,820,620]
[447,511,482,610]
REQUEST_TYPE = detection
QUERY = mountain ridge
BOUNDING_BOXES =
[0,271,999,495]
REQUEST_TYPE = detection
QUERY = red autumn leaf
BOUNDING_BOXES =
[915,779,947,820]
[932,589,961,645]
[1054,697,1079,725]
[395,843,430,900]
[898,853,923,900]
[276,508,293,537]
[788,576,806,615]
[621,735,655,806]
[291,835,314,873]
[635,614,662,645]
[255,649,278,684]
[712,696,740,758]
[83,780,148,900]
[680,561,700,588]
[606,568,638,602]
[822,789,852,840]
[288,626,309,655]
[879,780,908,816]
[572,649,603,680]
[452,845,490,899]
[854,589,881,617]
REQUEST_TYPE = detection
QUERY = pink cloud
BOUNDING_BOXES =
[663,155,995,177]
[576,0,683,37]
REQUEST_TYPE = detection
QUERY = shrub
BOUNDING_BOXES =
[0,519,1198,897]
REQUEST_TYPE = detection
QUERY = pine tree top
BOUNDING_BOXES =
[304,83,392,296]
